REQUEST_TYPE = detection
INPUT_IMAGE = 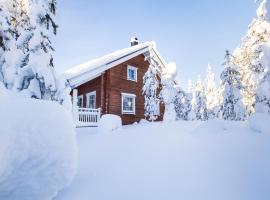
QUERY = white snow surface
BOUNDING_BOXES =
[98,114,122,133]
[0,96,77,200]
[248,113,270,133]
[56,120,270,200]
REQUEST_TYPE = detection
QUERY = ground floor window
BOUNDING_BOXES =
[86,91,96,109]
[122,93,136,114]
[77,95,84,108]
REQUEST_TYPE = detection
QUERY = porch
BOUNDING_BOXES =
[72,89,101,127]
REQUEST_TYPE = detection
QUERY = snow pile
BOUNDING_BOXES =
[248,113,270,133]
[0,97,77,200]
[98,114,122,133]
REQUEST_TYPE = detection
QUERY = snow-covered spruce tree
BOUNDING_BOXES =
[0,0,27,89]
[233,0,270,114]
[143,52,160,121]
[160,62,177,122]
[187,80,196,120]
[254,41,270,113]
[174,86,191,120]
[14,0,58,100]
[205,64,220,118]
[193,76,208,121]
[220,51,246,121]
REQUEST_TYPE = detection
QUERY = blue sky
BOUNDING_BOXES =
[55,0,258,88]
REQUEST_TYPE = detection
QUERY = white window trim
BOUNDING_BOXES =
[127,65,138,82]
[86,91,96,108]
[121,93,136,115]
[78,95,84,108]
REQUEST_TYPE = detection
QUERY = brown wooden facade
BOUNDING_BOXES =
[75,54,164,125]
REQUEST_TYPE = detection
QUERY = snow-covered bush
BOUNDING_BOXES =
[0,97,77,200]
[248,113,270,133]
[98,114,122,133]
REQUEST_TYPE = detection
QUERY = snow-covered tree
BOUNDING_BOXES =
[143,52,160,121]
[220,51,246,121]
[160,62,177,122]
[13,0,58,100]
[255,41,270,113]
[233,0,270,114]
[204,64,220,118]
[0,0,27,89]
[193,76,208,121]
[174,86,191,120]
[187,80,196,120]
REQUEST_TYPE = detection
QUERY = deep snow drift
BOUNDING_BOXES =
[0,94,77,200]
[56,120,270,200]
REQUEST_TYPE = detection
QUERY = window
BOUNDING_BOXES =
[77,95,84,108]
[86,91,96,109]
[127,65,137,82]
[122,93,136,114]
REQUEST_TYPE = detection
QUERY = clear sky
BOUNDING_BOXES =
[54,0,259,88]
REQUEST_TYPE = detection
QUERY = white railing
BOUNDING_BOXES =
[75,107,101,127]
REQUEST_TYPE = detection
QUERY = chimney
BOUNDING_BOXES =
[130,37,139,46]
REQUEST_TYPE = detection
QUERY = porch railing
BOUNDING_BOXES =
[74,107,101,127]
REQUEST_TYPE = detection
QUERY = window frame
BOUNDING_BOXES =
[127,65,138,82]
[86,91,97,109]
[77,95,84,108]
[121,93,136,115]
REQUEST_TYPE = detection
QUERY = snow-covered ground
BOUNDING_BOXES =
[56,120,270,200]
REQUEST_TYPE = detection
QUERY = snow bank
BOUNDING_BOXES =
[248,113,270,133]
[98,114,122,133]
[0,97,77,200]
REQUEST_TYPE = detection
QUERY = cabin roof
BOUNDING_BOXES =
[64,41,167,88]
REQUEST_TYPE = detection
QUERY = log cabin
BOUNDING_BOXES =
[64,38,167,126]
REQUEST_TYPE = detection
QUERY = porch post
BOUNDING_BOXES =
[72,89,79,123]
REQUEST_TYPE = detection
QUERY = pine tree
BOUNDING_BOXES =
[193,76,208,120]
[233,0,270,114]
[14,0,58,100]
[143,52,160,121]
[254,41,270,113]
[0,0,23,89]
[205,64,220,118]
[160,62,179,122]
[188,80,196,120]
[174,86,191,120]
[220,51,246,120]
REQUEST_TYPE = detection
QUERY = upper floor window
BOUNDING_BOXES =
[86,91,96,109]
[127,65,137,82]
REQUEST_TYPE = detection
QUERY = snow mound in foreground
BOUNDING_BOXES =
[98,114,122,133]
[0,97,77,200]
[248,113,270,133]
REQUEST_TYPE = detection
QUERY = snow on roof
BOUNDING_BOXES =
[64,41,167,88]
